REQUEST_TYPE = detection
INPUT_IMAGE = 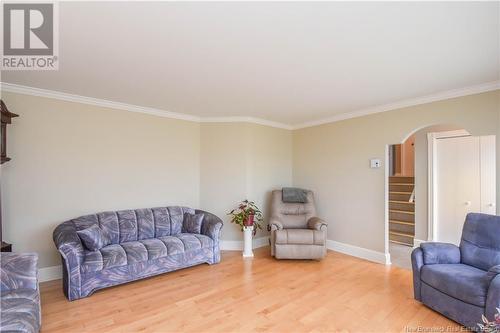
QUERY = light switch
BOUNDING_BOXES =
[370,159,381,168]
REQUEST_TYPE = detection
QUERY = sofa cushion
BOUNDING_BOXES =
[77,225,108,251]
[278,214,307,229]
[101,244,128,269]
[0,254,40,333]
[1,289,38,303]
[275,229,324,245]
[177,233,213,251]
[72,214,99,231]
[1,296,40,333]
[81,250,104,273]
[158,236,185,255]
[0,253,38,292]
[460,213,500,271]
[182,213,204,234]
[191,234,213,249]
[0,311,39,333]
[1,296,39,315]
[136,209,155,240]
[117,210,138,243]
[80,234,215,273]
[72,207,200,246]
[121,241,149,264]
[420,264,490,306]
[270,190,317,229]
[168,207,195,235]
[140,238,168,260]
[152,207,171,237]
[97,211,120,245]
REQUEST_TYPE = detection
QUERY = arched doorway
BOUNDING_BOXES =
[385,124,470,268]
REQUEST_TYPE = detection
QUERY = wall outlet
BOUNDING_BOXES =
[370,159,381,168]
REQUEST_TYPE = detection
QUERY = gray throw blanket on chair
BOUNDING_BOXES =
[282,187,308,203]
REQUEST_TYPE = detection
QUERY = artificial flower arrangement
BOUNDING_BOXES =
[227,200,264,236]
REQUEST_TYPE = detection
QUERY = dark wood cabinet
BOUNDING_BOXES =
[1,100,18,164]
[1,100,18,251]
[1,241,12,252]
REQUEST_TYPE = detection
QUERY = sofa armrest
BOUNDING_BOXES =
[196,210,223,241]
[488,264,500,276]
[486,274,500,321]
[420,242,461,265]
[270,218,283,231]
[486,264,500,283]
[53,221,85,267]
[196,210,223,264]
[53,221,85,301]
[411,247,424,301]
[0,253,38,292]
[307,217,327,231]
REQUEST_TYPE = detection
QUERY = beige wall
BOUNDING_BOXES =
[248,124,293,237]
[1,92,293,268]
[2,89,498,268]
[1,92,201,268]
[293,90,499,254]
[199,123,249,242]
[200,123,292,241]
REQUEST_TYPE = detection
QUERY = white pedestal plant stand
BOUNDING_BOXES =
[242,226,254,258]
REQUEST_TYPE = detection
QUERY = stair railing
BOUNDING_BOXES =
[409,188,415,203]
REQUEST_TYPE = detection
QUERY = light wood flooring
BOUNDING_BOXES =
[40,247,460,333]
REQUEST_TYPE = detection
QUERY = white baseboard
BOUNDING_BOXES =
[326,240,390,265]
[413,238,427,248]
[39,265,62,282]
[220,236,269,251]
[252,236,270,248]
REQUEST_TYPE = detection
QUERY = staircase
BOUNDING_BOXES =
[389,176,415,247]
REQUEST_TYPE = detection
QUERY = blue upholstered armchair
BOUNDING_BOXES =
[411,213,500,329]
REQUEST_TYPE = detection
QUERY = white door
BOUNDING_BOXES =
[480,136,497,215]
[435,135,481,245]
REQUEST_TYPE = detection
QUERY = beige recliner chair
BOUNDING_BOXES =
[270,189,327,260]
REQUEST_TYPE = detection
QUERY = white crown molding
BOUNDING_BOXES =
[0,82,202,122]
[201,116,292,130]
[0,82,293,129]
[292,80,500,130]
[2,81,498,131]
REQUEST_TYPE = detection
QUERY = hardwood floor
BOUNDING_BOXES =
[40,247,460,333]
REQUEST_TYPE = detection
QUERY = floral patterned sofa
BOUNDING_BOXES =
[53,206,222,301]
[0,252,41,333]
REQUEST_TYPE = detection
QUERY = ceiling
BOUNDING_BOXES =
[2,1,499,126]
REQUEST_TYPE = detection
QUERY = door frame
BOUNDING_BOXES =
[427,130,470,242]
[384,144,392,265]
